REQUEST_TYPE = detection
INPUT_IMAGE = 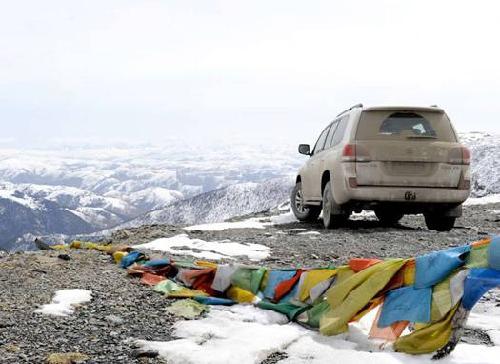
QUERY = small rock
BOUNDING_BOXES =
[46,352,89,364]
[34,238,51,251]
[106,314,124,326]
[3,343,20,353]
[57,254,71,261]
[133,349,159,358]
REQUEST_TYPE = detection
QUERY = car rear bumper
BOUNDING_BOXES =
[347,186,470,204]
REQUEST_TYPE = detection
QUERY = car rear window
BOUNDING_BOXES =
[355,110,457,142]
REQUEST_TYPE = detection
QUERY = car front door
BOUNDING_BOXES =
[314,119,340,193]
[302,124,331,202]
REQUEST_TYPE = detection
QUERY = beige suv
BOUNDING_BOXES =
[291,104,471,231]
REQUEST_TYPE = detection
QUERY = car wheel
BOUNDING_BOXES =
[424,214,456,231]
[375,209,404,227]
[290,182,321,222]
[322,181,348,229]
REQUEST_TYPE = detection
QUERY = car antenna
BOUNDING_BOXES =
[336,103,363,117]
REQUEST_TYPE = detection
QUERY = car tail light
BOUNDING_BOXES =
[342,144,356,162]
[449,146,471,165]
[342,143,370,162]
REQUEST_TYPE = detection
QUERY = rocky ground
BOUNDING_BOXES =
[111,202,500,268]
[0,203,499,363]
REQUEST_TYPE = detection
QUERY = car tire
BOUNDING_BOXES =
[375,209,404,227]
[424,214,456,231]
[290,182,321,222]
[322,181,348,229]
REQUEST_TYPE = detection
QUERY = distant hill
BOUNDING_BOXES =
[120,177,294,228]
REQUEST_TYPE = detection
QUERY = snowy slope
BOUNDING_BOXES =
[117,187,184,212]
[459,132,500,197]
[0,198,95,252]
[0,182,137,228]
[121,177,294,228]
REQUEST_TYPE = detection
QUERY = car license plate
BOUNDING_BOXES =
[405,191,416,201]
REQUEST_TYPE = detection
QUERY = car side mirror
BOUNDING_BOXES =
[298,144,311,155]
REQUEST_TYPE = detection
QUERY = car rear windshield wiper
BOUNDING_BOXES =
[406,135,438,139]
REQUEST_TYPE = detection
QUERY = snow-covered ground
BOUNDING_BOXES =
[35,289,92,317]
[136,300,500,364]
[466,293,500,346]
[133,234,270,261]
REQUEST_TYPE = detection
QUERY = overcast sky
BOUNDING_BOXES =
[1,0,499,147]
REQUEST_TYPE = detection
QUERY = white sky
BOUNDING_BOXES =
[1,0,499,146]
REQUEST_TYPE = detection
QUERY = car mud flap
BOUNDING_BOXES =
[443,205,462,217]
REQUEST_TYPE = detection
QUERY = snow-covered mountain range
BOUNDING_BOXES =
[0,132,499,251]
[0,141,302,250]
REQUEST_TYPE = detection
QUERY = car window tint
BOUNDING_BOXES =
[379,112,436,136]
[325,121,339,149]
[312,126,331,154]
[330,115,349,147]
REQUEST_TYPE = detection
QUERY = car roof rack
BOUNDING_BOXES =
[336,103,363,117]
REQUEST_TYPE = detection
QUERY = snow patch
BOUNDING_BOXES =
[465,194,500,205]
[183,211,298,232]
[297,231,321,235]
[135,304,500,364]
[269,211,298,225]
[0,187,41,209]
[350,210,377,221]
[466,294,500,346]
[135,305,302,364]
[35,289,92,317]
[133,234,270,261]
[282,334,500,364]
[184,218,267,231]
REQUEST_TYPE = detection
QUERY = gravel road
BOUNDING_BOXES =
[1,203,499,363]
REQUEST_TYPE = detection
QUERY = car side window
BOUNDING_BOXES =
[312,125,331,155]
[325,120,340,149]
[330,115,349,147]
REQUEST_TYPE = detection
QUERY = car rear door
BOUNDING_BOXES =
[354,109,464,188]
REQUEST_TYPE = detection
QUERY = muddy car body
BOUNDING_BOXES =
[292,104,471,231]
